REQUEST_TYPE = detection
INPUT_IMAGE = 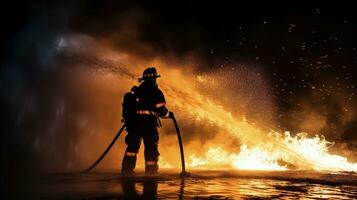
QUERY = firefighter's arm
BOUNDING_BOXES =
[155,90,168,117]
[156,104,168,117]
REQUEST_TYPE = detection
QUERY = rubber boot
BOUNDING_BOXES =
[121,156,137,175]
[145,161,159,175]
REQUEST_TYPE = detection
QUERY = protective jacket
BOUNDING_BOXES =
[121,81,168,174]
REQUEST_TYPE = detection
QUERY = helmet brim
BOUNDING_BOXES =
[139,74,160,79]
[138,74,160,82]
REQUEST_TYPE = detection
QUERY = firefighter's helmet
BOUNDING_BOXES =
[139,67,160,82]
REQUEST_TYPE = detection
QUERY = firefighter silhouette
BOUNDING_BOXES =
[121,67,168,175]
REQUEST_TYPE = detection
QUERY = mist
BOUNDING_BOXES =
[2,2,357,196]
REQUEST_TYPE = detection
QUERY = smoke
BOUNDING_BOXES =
[3,3,357,197]
[0,3,79,197]
[278,86,357,162]
[49,33,276,170]
[2,18,276,176]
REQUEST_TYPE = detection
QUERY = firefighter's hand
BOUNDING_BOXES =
[168,111,174,118]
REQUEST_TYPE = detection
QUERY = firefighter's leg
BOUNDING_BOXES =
[143,129,160,174]
[121,132,141,174]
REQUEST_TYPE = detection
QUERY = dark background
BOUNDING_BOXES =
[1,0,357,198]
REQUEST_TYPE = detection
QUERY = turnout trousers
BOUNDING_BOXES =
[121,121,160,174]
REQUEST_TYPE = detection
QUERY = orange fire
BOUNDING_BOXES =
[187,133,357,171]
[60,34,357,172]
[158,62,357,172]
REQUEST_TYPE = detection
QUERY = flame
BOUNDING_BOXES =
[159,63,357,172]
[60,34,357,172]
[187,132,357,171]
[188,146,287,170]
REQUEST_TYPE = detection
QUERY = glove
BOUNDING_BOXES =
[168,111,174,118]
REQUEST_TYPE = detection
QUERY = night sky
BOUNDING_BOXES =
[2,0,357,196]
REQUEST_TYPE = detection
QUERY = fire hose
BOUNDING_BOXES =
[166,112,190,177]
[83,124,126,173]
[83,111,190,177]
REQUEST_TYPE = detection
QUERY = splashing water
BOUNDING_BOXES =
[164,76,357,171]
[61,34,357,172]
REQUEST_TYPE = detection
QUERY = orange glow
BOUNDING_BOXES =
[187,132,357,171]
[60,34,357,172]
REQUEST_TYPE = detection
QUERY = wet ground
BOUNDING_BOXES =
[33,170,357,199]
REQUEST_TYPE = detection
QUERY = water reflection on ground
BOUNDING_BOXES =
[35,170,357,199]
